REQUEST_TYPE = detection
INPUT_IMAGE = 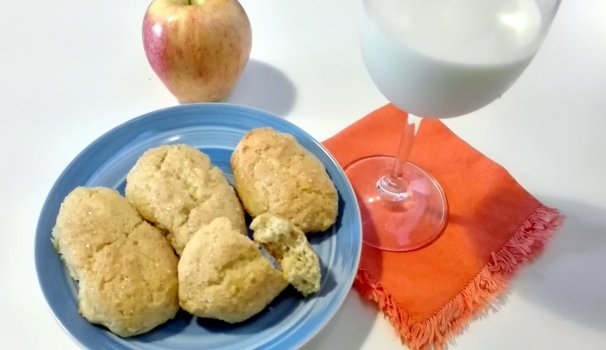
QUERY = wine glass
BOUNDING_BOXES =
[346,0,562,251]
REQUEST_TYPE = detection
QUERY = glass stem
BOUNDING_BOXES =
[376,114,421,201]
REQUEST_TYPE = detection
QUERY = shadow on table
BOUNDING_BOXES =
[300,291,378,350]
[222,59,297,117]
[514,196,606,330]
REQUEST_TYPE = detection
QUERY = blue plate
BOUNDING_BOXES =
[35,103,362,350]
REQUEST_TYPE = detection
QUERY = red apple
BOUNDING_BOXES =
[143,0,252,103]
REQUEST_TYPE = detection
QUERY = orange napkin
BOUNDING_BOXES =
[322,104,564,350]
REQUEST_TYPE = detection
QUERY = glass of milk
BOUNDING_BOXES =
[345,0,562,251]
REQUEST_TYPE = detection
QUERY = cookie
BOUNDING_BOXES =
[231,128,338,233]
[125,144,247,256]
[52,187,179,337]
[251,213,321,296]
[178,217,288,323]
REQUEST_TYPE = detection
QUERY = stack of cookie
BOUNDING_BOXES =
[51,128,339,337]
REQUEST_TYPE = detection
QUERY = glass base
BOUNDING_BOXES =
[345,156,448,251]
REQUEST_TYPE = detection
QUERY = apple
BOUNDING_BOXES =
[143,0,252,103]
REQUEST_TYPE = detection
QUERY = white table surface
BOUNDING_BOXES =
[2,0,605,349]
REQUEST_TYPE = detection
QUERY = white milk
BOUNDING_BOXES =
[360,0,543,118]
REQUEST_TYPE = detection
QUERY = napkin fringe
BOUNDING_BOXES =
[353,204,564,350]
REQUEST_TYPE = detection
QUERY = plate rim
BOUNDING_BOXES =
[34,102,362,350]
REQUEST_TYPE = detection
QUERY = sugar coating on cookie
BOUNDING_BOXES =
[125,144,247,256]
[251,213,321,296]
[178,217,288,323]
[52,187,179,337]
[231,127,338,233]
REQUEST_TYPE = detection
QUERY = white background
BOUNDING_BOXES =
[1,0,605,349]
